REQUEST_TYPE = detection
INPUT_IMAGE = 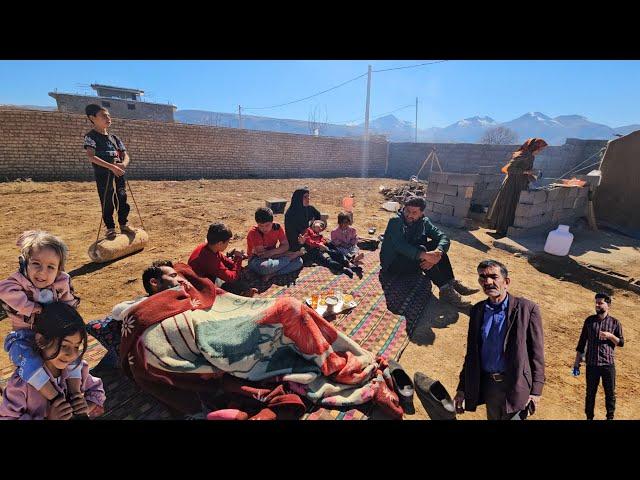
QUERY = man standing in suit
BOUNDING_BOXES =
[454,260,545,420]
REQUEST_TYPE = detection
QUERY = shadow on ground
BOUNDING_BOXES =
[440,223,491,254]
[408,296,460,347]
[527,253,616,296]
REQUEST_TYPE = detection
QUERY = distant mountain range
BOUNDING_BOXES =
[5,104,638,145]
[175,109,639,145]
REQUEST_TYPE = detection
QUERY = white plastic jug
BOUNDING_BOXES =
[382,201,400,212]
[544,224,574,256]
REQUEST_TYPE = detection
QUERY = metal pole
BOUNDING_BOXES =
[415,97,418,143]
[238,105,243,129]
[364,65,372,138]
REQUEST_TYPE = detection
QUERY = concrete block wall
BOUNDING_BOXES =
[507,185,589,238]
[50,93,176,122]
[424,172,478,228]
[471,165,505,207]
[388,139,609,185]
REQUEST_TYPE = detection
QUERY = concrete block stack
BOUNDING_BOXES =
[471,166,505,207]
[507,185,589,237]
[424,172,479,228]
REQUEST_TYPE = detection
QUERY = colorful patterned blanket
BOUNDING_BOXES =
[118,263,404,419]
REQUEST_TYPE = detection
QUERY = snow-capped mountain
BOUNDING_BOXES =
[6,104,638,144]
[427,116,499,143]
[172,110,640,144]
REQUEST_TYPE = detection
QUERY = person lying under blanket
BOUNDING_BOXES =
[118,262,405,420]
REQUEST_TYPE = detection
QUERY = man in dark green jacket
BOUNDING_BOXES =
[380,196,478,308]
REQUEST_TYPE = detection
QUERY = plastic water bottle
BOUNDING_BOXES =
[544,224,574,256]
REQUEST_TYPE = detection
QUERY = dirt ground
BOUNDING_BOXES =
[0,178,637,420]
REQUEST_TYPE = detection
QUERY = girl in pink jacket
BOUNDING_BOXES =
[0,302,105,420]
[0,231,84,412]
[330,212,364,265]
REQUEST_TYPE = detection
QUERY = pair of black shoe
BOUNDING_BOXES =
[388,361,456,420]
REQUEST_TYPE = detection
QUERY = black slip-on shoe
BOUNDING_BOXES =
[388,360,415,403]
[414,372,457,420]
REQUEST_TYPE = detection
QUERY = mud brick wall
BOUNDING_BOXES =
[0,108,388,181]
[507,186,589,238]
[423,172,478,228]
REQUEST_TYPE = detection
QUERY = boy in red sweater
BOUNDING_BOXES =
[302,220,363,279]
[188,223,258,297]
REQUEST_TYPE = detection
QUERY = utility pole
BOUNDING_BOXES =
[238,105,243,129]
[364,65,372,138]
[415,97,418,143]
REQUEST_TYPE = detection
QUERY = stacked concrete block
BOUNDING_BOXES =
[471,166,505,207]
[507,185,589,238]
[424,172,479,228]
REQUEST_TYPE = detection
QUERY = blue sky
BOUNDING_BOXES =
[1,60,638,128]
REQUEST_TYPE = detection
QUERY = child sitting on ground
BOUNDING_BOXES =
[247,207,305,282]
[330,211,364,266]
[302,220,363,279]
[188,222,258,297]
[0,231,90,415]
[0,302,105,420]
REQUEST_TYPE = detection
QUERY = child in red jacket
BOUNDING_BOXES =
[188,223,257,297]
[302,220,363,279]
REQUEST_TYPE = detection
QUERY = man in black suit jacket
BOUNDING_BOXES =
[454,260,545,420]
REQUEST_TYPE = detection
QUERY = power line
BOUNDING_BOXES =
[372,60,448,73]
[242,61,448,112]
[243,72,367,110]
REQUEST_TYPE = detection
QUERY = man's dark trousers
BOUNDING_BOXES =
[585,364,616,420]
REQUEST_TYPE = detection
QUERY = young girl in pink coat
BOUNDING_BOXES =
[330,212,364,265]
[0,231,86,413]
[0,302,105,420]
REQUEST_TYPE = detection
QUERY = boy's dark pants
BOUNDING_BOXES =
[585,364,616,419]
[94,167,130,229]
[221,280,252,296]
[387,239,454,288]
[305,248,348,272]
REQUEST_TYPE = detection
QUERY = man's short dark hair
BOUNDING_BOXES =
[477,259,509,278]
[404,196,427,210]
[85,104,106,119]
[206,222,233,245]
[595,293,611,304]
[142,260,174,295]
[255,207,274,224]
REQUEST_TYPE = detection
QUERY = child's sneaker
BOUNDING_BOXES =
[105,228,117,240]
[342,268,354,279]
[120,224,136,235]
